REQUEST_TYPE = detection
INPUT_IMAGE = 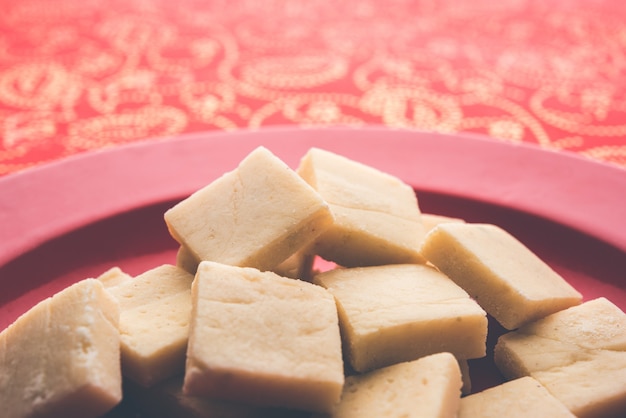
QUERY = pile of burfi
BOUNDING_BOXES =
[1,146,625,418]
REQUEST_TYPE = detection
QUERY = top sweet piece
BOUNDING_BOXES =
[419,222,582,330]
[164,146,334,272]
[296,147,426,267]
[0,279,122,418]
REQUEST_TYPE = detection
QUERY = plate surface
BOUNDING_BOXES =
[2,126,626,399]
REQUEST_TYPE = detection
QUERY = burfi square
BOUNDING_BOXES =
[419,223,582,330]
[104,264,194,387]
[183,261,344,413]
[494,298,626,418]
[297,147,426,267]
[313,264,487,372]
[164,146,334,272]
[0,279,121,418]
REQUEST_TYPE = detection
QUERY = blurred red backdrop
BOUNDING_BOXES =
[1,0,626,176]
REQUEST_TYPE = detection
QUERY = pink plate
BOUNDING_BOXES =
[1,126,626,402]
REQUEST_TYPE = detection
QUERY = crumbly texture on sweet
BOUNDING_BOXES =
[419,222,582,330]
[297,147,427,267]
[319,352,462,418]
[459,376,575,418]
[0,279,122,418]
[184,261,344,413]
[103,264,194,387]
[494,298,626,418]
[313,263,487,372]
[164,146,334,272]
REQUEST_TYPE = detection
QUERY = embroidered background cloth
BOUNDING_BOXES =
[1,0,626,176]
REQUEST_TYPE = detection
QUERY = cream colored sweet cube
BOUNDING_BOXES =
[323,352,462,418]
[183,261,344,413]
[419,223,582,330]
[297,147,426,267]
[104,264,194,387]
[459,376,575,418]
[494,298,626,418]
[313,263,487,373]
[0,279,121,418]
[164,146,334,272]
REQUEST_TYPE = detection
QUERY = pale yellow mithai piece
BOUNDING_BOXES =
[419,222,582,330]
[164,146,334,272]
[319,352,462,418]
[459,376,575,418]
[184,261,344,413]
[494,297,626,418]
[297,147,426,267]
[313,264,487,373]
[0,279,121,418]
[103,264,194,387]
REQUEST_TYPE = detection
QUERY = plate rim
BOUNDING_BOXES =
[1,126,625,269]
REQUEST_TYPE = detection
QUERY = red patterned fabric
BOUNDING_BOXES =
[1,0,626,176]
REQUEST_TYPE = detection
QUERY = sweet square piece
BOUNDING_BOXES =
[164,146,334,272]
[494,298,626,418]
[322,352,462,418]
[297,147,426,267]
[0,279,121,418]
[419,222,582,330]
[183,261,344,413]
[104,264,194,387]
[313,263,487,372]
